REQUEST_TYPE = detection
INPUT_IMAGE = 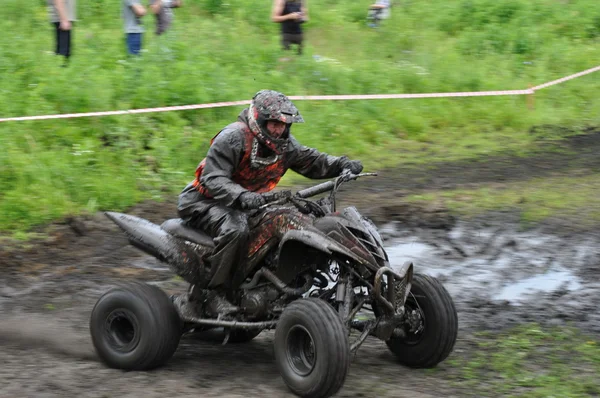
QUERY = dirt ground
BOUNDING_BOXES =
[1,131,600,397]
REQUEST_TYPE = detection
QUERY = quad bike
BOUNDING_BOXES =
[90,170,458,398]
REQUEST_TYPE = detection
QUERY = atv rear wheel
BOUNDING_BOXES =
[274,298,350,398]
[385,273,458,368]
[90,282,182,370]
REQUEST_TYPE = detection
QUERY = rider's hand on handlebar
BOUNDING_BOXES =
[342,159,363,175]
[239,191,267,210]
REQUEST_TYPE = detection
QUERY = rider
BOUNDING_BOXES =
[177,89,363,317]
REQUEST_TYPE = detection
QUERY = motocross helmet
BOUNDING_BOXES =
[247,90,304,154]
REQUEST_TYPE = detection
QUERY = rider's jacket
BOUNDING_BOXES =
[188,108,349,207]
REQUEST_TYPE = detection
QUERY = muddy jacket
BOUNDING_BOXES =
[190,109,350,207]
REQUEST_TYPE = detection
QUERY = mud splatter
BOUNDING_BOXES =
[0,315,97,360]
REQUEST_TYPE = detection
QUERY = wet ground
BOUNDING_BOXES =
[382,220,600,334]
[1,130,600,397]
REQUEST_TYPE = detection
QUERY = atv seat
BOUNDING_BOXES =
[160,218,215,248]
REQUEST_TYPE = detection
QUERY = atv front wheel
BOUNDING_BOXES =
[90,282,182,370]
[386,273,458,368]
[274,298,350,398]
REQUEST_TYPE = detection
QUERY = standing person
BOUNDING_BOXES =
[47,0,76,66]
[122,0,147,56]
[149,0,182,36]
[176,89,363,316]
[271,0,308,56]
[367,0,391,28]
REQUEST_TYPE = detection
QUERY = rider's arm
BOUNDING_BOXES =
[287,135,350,179]
[200,129,247,206]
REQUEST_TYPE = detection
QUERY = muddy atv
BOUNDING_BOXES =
[90,170,458,398]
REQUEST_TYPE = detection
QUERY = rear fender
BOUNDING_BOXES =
[104,212,207,285]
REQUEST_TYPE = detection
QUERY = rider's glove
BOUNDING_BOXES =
[342,159,363,174]
[239,191,266,210]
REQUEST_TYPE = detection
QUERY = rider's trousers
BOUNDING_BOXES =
[177,184,249,290]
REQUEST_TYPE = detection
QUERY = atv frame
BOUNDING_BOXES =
[91,170,458,398]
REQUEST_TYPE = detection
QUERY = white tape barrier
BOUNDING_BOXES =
[0,65,597,123]
[531,65,600,91]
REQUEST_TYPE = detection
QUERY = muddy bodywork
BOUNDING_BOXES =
[105,212,209,285]
[103,172,418,353]
[93,173,438,398]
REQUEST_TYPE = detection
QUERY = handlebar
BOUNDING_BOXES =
[297,171,378,198]
[242,170,377,210]
[240,189,292,210]
[296,180,336,199]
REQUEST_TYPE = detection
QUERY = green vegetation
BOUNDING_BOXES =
[1,0,599,233]
[406,173,600,226]
[445,324,600,397]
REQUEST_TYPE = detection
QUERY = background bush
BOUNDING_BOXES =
[0,0,598,233]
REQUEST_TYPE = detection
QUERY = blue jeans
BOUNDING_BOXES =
[126,33,143,55]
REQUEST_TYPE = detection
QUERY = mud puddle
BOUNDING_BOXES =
[382,221,600,333]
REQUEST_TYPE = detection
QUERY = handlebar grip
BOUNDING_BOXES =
[296,181,335,198]
[241,190,293,210]
[261,191,280,202]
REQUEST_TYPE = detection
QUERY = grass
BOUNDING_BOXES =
[404,173,600,226]
[444,324,600,397]
[1,0,600,234]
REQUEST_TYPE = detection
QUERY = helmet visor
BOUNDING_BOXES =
[277,112,304,124]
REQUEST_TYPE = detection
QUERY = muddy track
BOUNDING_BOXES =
[1,131,600,397]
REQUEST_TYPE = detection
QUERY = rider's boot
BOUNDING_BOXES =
[173,285,238,318]
[204,288,239,318]
[172,289,201,320]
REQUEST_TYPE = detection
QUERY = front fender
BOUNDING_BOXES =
[279,229,333,255]
[274,229,374,283]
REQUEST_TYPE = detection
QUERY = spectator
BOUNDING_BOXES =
[47,0,76,66]
[149,0,182,36]
[271,0,308,56]
[122,0,147,55]
[367,0,391,28]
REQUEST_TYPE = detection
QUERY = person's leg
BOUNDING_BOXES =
[367,8,374,20]
[178,192,249,316]
[197,206,249,315]
[59,23,72,65]
[53,22,60,55]
[126,33,142,55]
[367,7,380,27]
[374,8,383,25]
[126,34,133,55]
[295,33,303,55]
[281,33,291,51]
[279,33,293,62]
[65,22,72,59]
[198,205,250,290]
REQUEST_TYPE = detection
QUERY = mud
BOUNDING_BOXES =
[1,130,600,397]
[381,220,600,334]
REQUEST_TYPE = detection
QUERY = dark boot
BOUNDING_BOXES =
[172,291,201,321]
[204,289,239,318]
[174,285,239,319]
